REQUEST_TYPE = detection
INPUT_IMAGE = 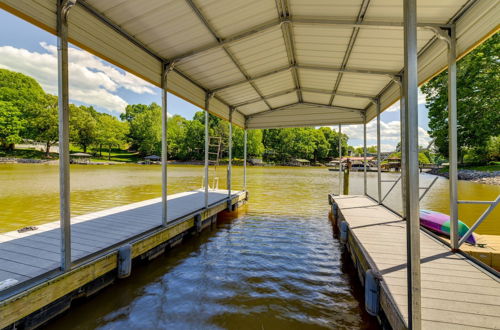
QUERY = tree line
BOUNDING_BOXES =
[0,68,353,162]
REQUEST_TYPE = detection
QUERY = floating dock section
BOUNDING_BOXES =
[0,189,246,329]
[329,195,500,329]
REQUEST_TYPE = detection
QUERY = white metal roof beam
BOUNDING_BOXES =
[247,102,365,119]
[77,0,245,118]
[233,87,375,108]
[184,0,273,110]
[276,0,302,102]
[214,64,397,93]
[329,0,371,106]
[171,16,451,63]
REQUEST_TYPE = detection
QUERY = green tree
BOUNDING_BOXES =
[0,68,46,149]
[167,115,187,159]
[127,105,161,156]
[96,114,128,159]
[27,94,59,157]
[318,127,348,158]
[486,136,500,161]
[0,101,25,150]
[121,103,161,151]
[233,128,264,159]
[421,33,500,162]
[70,105,98,153]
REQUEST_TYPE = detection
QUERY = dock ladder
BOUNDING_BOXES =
[203,136,222,190]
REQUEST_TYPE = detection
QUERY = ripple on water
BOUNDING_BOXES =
[52,214,375,329]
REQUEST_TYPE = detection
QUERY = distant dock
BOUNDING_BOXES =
[329,195,500,329]
[0,189,247,329]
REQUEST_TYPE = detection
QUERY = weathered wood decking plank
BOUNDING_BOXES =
[333,195,500,330]
[0,190,240,289]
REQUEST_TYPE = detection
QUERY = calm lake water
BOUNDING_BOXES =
[1,164,499,329]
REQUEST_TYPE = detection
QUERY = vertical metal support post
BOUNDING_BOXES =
[243,129,247,191]
[399,77,406,218]
[376,99,382,204]
[447,27,459,250]
[57,0,74,272]
[228,108,233,200]
[161,63,172,226]
[338,124,342,196]
[204,94,211,209]
[363,115,367,196]
[403,0,422,328]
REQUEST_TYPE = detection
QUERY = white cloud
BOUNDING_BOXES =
[385,90,427,112]
[338,120,431,151]
[0,42,156,114]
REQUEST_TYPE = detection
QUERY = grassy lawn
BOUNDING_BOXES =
[0,148,59,159]
[69,146,141,163]
[1,146,141,163]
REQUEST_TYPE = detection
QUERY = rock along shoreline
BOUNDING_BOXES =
[427,168,500,186]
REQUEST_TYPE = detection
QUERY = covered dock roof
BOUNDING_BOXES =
[1,0,498,129]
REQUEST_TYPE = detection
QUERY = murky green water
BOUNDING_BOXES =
[1,164,499,329]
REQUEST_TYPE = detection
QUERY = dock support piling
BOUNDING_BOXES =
[376,99,382,204]
[228,108,233,203]
[447,26,459,250]
[57,0,75,272]
[338,124,342,196]
[161,63,173,226]
[363,114,367,196]
[243,129,247,191]
[403,0,422,328]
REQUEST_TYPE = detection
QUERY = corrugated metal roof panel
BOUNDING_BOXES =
[227,27,289,77]
[365,0,468,23]
[253,70,295,95]
[2,0,497,129]
[299,68,338,90]
[247,104,363,129]
[267,92,298,108]
[88,0,214,59]
[291,0,362,17]
[197,0,277,39]
[302,92,331,105]
[347,28,435,72]
[175,48,244,90]
[294,25,353,67]
[237,101,268,116]
[216,83,261,105]
[333,96,370,110]
[338,73,391,96]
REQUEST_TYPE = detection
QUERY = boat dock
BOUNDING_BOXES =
[0,189,247,329]
[330,195,500,329]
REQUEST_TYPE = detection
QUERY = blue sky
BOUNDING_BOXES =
[0,9,431,151]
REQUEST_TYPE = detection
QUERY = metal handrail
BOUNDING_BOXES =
[418,176,438,201]
[457,195,500,248]
[381,176,401,203]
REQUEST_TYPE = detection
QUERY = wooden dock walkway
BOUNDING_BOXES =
[330,195,500,329]
[0,189,246,328]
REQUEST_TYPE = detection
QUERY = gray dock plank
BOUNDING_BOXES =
[334,195,500,329]
[0,189,240,290]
